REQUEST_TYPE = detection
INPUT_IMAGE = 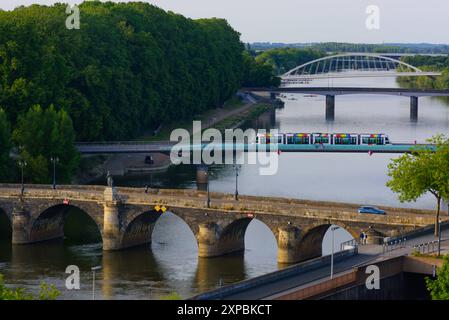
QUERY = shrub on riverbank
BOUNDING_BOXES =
[0,274,60,300]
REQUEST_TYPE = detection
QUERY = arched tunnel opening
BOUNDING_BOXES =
[32,204,102,245]
[300,224,355,260]
[151,211,198,267]
[0,208,11,242]
[322,225,355,255]
[0,208,12,261]
[242,218,278,274]
[63,206,102,245]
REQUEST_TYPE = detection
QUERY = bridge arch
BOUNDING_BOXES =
[30,202,103,244]
[121,207,199,251]
[0,206,12,241]
[296,223,358,262]
[121,209,162,249]
[212,217,278,258]
[282,53,422,77]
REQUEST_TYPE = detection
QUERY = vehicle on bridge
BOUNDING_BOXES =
[255,133,391,146]
[358,206,386,215]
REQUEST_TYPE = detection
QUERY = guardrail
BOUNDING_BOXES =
[382,237,408,253]
[383,220,449,249]
[340,239,358,251]
[412,238,449,254]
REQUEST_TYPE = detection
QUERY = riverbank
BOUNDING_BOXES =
[74,92,278,184]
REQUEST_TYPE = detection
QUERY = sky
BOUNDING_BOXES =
[1,0,449,44]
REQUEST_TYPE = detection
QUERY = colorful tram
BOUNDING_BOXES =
[255,133,391,145]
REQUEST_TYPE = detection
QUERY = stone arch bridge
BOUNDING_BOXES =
[0,184,439,264]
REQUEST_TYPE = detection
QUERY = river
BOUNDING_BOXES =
[1,77,448,299]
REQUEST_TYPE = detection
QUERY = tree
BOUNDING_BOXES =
[13,104,79,184]
[0,3,246,141]
[426,255,449,300]
[386,135,449,236]
[242,51,280,87]
[0,273,60,300]
[0,108,12,181]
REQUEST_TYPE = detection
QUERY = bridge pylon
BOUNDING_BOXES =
[410,96,418,122]
[326,95,335,121]
[11,206,31,245]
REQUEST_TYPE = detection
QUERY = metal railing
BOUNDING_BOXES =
[382,237,407,253]
[412,240,440,254]
[340,239,358,251]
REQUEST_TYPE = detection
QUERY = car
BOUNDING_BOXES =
[145,156,154,165]
[358,206,386,215]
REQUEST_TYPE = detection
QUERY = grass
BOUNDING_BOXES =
[212,103,271,133]
[411,250,445,259]
[160,292,182,300]
[136,96,246,142]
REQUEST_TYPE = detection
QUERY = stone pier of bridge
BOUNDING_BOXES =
[0,184,439,264]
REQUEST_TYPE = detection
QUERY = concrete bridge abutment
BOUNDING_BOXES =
[326,95,335,121]
[410,96,418,122]
[103,202,122,250]
[196,221,246,258]
[277,226,302,264]
[11,206,32,245]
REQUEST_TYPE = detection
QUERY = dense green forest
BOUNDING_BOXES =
[253,48,325,75]
[398,55,449,89]
[0,2,277,183]
[251,42,449,54]
[0,2,247,141]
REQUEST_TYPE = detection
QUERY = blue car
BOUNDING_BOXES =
[358,206,386,215]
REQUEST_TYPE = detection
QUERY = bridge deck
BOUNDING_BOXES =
[247,87,449,97]
[0,184,441,228]
[75,143,435,154]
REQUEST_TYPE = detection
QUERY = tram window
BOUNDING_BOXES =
[334,136,357,145]
[314,136,329,144]
[277,135,283,144]
[293,135,310,144]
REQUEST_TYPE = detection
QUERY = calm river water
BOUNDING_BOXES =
[1,78,448,299]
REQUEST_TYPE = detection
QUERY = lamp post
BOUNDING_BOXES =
[91,266,102,300]
[438,218,442,257]
[18,159,27,197]
[205,169,212,208]
[330,226,340,280]
[233,164,241,201]
[50,157,59,190]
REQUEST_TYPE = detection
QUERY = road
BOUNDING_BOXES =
[211,228,449,300]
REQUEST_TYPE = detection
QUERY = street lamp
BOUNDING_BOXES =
[330,226,340,280]
[91,265,102,300]
[233,164,241,201]
[438,218,442,257]
[18,159,27,197]
[50,156,59,190]
[205,169,213,208]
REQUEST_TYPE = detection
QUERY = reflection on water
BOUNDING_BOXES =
[0,212,279,299]
[1,77,448,299]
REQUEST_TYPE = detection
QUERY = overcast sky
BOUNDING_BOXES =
[1,0,449,44]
